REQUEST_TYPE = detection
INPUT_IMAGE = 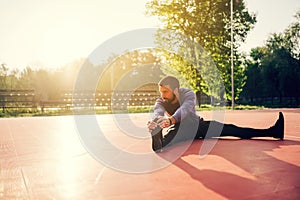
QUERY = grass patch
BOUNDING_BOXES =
[0,106,153,118]
[196,104,264,111]
[0,104,269,118]
[232,104,265,110]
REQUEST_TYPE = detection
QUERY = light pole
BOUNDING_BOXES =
[230,0,234,109]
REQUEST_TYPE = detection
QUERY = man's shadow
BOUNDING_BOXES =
[158,138,300,199]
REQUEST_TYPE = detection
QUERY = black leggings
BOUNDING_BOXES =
[161,120,273,147]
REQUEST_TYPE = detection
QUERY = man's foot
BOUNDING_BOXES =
[272,112,284,140]
[151,127,163,153]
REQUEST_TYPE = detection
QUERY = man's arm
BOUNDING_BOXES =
[153,98,165,118]
[147,98,166,132]
[172,89,196,123]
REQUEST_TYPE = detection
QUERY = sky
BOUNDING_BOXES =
[0,0,299,71]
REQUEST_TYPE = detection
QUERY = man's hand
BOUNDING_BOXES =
[157,116,173,129]
[147,116,175,132]
[147,120,158,133]
[147,116,164,132]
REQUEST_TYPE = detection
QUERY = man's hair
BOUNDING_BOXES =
[158,76,180,90]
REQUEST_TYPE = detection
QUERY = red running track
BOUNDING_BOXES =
[0,108,299,199]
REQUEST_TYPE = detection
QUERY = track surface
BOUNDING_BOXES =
[0,109,299,199]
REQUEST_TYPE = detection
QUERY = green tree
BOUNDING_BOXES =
[98,49,163,91]
[0,63,9,89]
[146,0,256,101]
[19,67,35,89]
[242,47,265,102]
[269,11,300,60]
[243,11,300,105]
[7,69,19,90]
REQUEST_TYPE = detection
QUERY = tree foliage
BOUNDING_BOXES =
[0,50,163,102]
[242,11,300,104]
[146,0,256,100]
[97,49,163,91]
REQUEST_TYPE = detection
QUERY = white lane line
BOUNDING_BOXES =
[285,135,300,139]
[95,167,106,185]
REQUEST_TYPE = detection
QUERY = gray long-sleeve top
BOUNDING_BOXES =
[153,88,200,124]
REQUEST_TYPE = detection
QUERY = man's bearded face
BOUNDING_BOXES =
[159,85,176,103]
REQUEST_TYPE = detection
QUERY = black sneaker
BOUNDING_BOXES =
[272,112,284,140]
[151,126,163,153]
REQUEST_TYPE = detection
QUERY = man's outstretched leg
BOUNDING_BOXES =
[197,112,284,140]
[151,125,163,152]
[150,122,190,152]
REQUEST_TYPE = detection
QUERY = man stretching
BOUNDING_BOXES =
[147,76,284,152]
